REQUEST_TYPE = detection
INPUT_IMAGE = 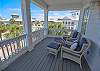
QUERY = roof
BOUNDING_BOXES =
[32,0,91,10]
[58,16,79,21]
[63,16,71,20]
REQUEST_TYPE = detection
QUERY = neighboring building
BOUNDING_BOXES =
[59,16,79,30]
[11,14,19,19]
[0,19,10,25]
[48,16,63,22]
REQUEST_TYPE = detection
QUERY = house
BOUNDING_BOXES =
[60,16,79,30]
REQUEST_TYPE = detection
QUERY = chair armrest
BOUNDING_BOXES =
[65,41,73,45]
[61,46,81,57]
[62,43,89,55]
[62,46,81,54]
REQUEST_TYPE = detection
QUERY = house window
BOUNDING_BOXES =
[72,22,74,24]
[66,22,67,24]
[72,22,74,26]
[68,22,70,25]
[38,25,40,26]
[71,27,73,30]
[68,27,70,29]
[81,7,91,35]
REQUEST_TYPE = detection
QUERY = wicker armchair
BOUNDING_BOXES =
[61,37,91,69]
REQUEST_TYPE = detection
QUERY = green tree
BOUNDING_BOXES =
[9,18,15,24]
[0,25,7,40]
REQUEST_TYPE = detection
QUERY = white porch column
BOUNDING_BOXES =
[77,9,84,32]
[44,8,48,36]
[21,0,33,51]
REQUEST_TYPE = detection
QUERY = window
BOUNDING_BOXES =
[81,7,91,35]
[72,22,74,26]
[68,27,70,29]
[72,22,74,24]
[66,22,67,24]
[68,22,70,25]
[71,27,73,30]
[38,24,40,26]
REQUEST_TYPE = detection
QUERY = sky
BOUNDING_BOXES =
[0,0,80,20]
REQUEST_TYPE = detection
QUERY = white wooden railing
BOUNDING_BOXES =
[0,35,26,61]
[32,28,45,46]
[32,27,43,32]
[0,29,47,70]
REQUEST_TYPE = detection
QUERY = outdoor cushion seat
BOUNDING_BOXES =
[68,38,77,42]
[47,42,61,56]
[63,36,68,41]
[74,38,87,51]
[54,31,81,46]
[47,42,60,49]
[72,31,78,38]
[62,42,71,48]
[54,37,65,43]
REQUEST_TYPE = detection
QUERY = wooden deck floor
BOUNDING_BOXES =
[3,37,91,71]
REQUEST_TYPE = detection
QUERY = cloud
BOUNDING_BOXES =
[36,13,44,17]
[35,13,44,21]
[8,8,21,11]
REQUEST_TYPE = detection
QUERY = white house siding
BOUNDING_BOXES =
[63,19,78,30]
[84,2,100,71]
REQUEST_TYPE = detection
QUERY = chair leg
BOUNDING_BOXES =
[80,59,83,71]
[60,48,63,60]
[54,51,57,58]
[80,63,82,69]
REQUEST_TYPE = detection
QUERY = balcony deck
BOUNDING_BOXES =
[3,37,90,71]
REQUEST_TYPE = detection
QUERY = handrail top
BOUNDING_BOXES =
[0,34,26,44]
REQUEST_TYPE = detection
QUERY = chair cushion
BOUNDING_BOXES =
[74,38,87,51]
[54,37,64,43]
[63,36,67,41]
[72,31,78,38]
[70,43,78,50]
[69,38,77,42]
[47,42,60,49]
[63,43,71,48]
[73,40,78,43]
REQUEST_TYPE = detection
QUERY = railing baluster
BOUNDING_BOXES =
[11,42,15,54]
[23,39,26,48]
[13,42,16,53]
[0,48,3,61]
[3,45,9,59]
[18,40,22,50]
[14,41,18,53]
[9,44,13,56]
[1,47,6,60]
[15,41,19,53]
[6,45,10,58]
[20,40,23,49]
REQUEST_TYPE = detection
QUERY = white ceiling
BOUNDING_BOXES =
[43,0,92,10]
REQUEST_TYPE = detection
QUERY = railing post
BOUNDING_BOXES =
[44,8,48,37]
[21,0,33,51]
